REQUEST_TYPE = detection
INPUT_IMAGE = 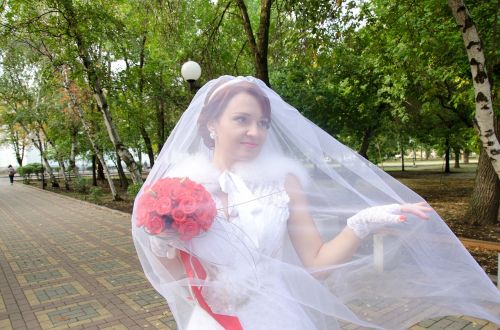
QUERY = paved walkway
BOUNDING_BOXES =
[0,180,497,329]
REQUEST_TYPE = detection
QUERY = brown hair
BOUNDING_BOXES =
[197,80,271,148]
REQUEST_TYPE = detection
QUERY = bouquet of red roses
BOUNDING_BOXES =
[135,177,217,240]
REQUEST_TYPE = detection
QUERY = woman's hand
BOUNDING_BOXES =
[150,235,178,259]
[400,202,433,221]
[347,202,433,239]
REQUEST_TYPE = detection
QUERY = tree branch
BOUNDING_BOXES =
[234,0,259,58]
[232,40,248,74]
[256,0,272,65]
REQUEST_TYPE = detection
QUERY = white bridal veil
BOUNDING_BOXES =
[132,75,500,329]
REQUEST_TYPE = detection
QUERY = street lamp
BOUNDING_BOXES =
[181,60,201,92]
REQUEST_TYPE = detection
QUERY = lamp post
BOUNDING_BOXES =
[181,60,201,93]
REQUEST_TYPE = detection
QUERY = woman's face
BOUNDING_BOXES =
[209,92,269,166]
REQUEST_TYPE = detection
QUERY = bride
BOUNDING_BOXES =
[132,76,500,329]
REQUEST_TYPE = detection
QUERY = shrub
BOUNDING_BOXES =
[88,186,104,203]
[18,163,43,183]
[28,163,43,174]
[127,182,142,198]
[17,166,28,179]
[75,177,89,193]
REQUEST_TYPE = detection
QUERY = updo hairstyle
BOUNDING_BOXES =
[197,80,271,149]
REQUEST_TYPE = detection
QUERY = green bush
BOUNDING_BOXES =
[17,166,28,179]
[88,186,104,203]
[127,182,142,198]
[28,163,43,174]
[18,163,43,183]
[75,177,89,193]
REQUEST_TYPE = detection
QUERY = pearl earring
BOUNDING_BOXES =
[209,131,216,140]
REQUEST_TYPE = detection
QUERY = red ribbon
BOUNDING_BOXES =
[180,250,243,330]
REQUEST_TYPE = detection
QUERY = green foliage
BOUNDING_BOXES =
[88,186,104,203]
[17,163,43,183]
[127,182,142,198]
[0,0,497,172]
[75,177,89,193]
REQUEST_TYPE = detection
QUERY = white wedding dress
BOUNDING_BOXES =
[203,184,312,328]
[163,153,321,329]
[149,153,329,329]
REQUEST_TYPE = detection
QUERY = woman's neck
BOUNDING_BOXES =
[212,150,234,172]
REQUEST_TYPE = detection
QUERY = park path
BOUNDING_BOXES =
[0,179,175,329]
[0,179,497,329]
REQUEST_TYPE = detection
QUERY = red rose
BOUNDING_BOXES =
[191,191,203,202]
[193,200,216,230]
[171,182,189,199]
[148,199,161,214]
[177,219,201,241]
[135,208,150,227]
[135,192,156,227]
[196,214,213,231]
[171,207,187,223]
[136,177,216,240]
[157,197,172,215]
[183,179,200,191]
[155,181,173,199]
[191,186,208,202]
[144,187,159,199]
[181,178,192,186]
[179,196,197,214]
[145,215,165,234]
[137,192,154,208]
[193,203,206,218]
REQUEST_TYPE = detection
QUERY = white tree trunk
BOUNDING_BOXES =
[73,34,143,185]
[70,128,80,179]
[449,0,500,178]
[32,139,56,186]
[18,124,58,187]
[60,1,143,185]
[39,126,70,190]
[41,152,57,187]
[62,67,121,201]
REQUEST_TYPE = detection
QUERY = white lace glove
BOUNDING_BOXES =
[346,204,403,239]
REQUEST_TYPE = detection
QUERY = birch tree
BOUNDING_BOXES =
[54,0,143,184]
[61,67,121,200]
[449,0,500,177]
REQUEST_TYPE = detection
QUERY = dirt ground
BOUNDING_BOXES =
[389,168,500,275]
[31,165,500,275]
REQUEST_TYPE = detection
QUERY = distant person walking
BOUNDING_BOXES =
[7,165,16,185]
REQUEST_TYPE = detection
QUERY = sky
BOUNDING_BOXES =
[0,145,39,168]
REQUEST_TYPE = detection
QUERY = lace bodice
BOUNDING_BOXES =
[199,174,293,317]
[163,152,307,264]
[221,178,290,253]
[150,154,315,328]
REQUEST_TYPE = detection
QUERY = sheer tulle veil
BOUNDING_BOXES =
[132,75,500,329]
